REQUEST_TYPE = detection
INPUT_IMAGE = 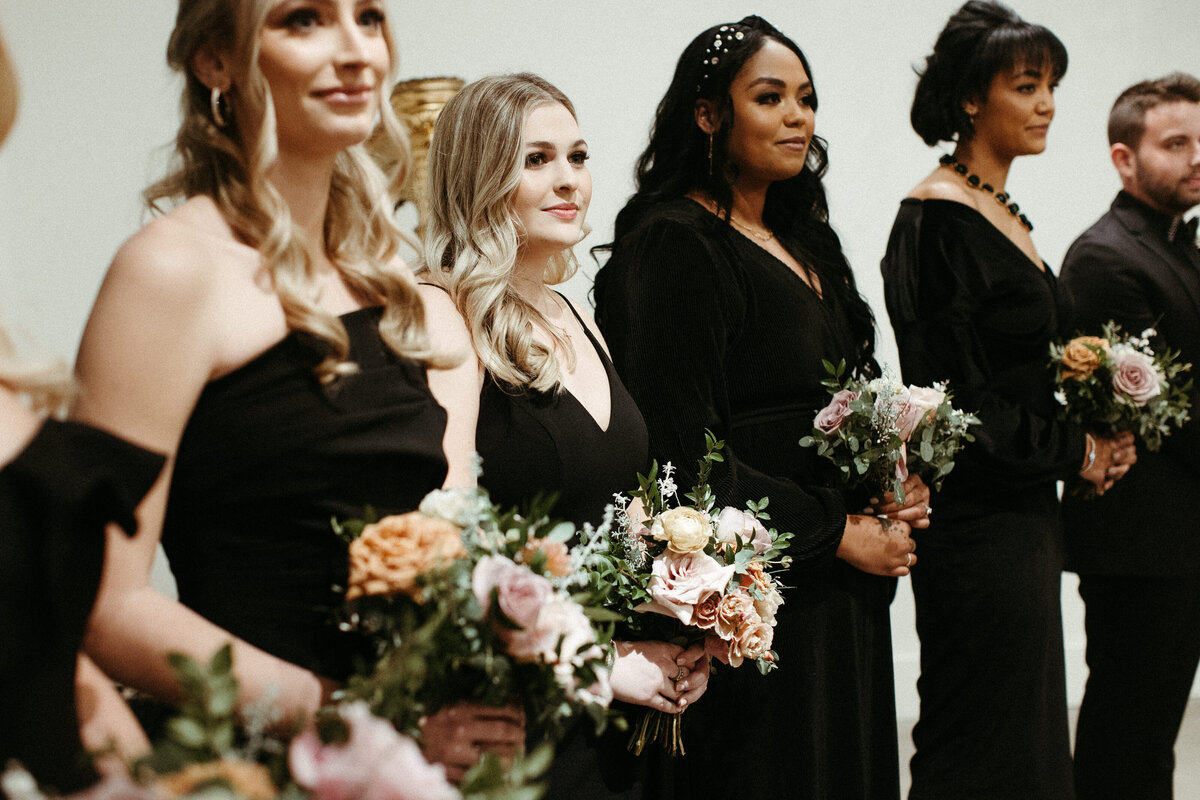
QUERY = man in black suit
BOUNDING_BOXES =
[1058,72,1200,800]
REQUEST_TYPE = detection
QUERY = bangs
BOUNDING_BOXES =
[979,23,1068,83]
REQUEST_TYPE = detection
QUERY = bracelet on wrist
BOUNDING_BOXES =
[1082,433,1097,472]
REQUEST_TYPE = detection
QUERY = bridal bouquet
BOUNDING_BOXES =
[333,485,616,746]
[587,432,793,755]
[799,360,979,503]
[1051,322,1191,451]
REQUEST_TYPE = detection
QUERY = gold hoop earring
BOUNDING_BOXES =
[210,87,229,129]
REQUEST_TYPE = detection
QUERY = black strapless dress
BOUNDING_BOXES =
[162,307,448,680]
[475,297,657,799]
[0,420,163,793]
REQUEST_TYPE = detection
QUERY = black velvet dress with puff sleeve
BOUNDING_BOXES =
[595,197,898,800]
[0,420,163,793]
[881,198,1085,800]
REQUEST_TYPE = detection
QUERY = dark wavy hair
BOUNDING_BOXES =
[597,15,876,369]
[911,1,1067,146]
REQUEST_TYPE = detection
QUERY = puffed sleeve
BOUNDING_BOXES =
[595,209,845,568]
[881,201,1086,494]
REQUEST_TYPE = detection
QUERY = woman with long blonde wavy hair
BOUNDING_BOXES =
[419,73,708,798]
[72,0,521,776]
[0,31,163,790]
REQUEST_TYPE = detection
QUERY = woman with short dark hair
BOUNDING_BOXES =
[881,2,1133,796]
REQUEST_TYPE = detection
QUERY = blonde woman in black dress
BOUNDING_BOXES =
[418,72,708,798]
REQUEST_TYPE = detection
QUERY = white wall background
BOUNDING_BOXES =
[1,1,1197,722]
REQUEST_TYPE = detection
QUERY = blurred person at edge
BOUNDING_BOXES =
[0,29,164,792]
[1058,72,1200,800]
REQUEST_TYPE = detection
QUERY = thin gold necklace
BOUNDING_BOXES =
[542,292,572,342]
[729,214,775,242]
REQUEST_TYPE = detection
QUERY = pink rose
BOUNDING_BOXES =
[1111,348,1162,406]
[636,549,736,624]
[472,555,553,631]
[895,385,945,440]
[814,389,859,434]
[895,442,909,482]
[289,702,456,800]
[714,506,772,555]
[512,595,595,664]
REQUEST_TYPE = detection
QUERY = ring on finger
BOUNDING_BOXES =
[675,665,687,682]
[924,504,933,516]
[906,552,913,567]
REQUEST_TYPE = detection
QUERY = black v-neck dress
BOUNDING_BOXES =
[475,296,654,798]
[882,198,1084,800]
[595,197,897,800]
[476,296,648,530]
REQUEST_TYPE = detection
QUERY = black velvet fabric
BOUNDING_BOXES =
[596,197,898,800]
[0,420,163,793]
[162,307,448,680]
[881,198,1081,799]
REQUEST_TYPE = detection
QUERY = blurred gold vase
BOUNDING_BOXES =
[369,76,464,238]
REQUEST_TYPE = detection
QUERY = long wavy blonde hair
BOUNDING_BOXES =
[148,0,434,382]
[422,73,582,393]
[0,35,73,415]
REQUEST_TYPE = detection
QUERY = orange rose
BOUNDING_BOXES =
[714,591,759,641]
[1062,336,1109,379]
[519,537,573,578]
[155,759,276,800]
[346,512,467,601]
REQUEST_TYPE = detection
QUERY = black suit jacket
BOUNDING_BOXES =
[1058,191,1200,576]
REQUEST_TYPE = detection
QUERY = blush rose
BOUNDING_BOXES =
[1111,348,1162,406]
[813,389,859,434]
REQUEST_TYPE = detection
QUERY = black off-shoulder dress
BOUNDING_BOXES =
[162,307,449,681]
[881,198,1084,800]
[1,420,163,793]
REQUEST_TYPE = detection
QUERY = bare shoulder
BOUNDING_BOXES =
[907,173,975,205]
[0,386,39,467]
[102,197,239,313]
[417,283,476,359]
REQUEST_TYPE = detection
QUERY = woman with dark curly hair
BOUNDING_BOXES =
[880,2,1134,797]
[595,15,927,799]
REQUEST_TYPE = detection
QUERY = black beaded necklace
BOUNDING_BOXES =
[939,153,1033,232]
